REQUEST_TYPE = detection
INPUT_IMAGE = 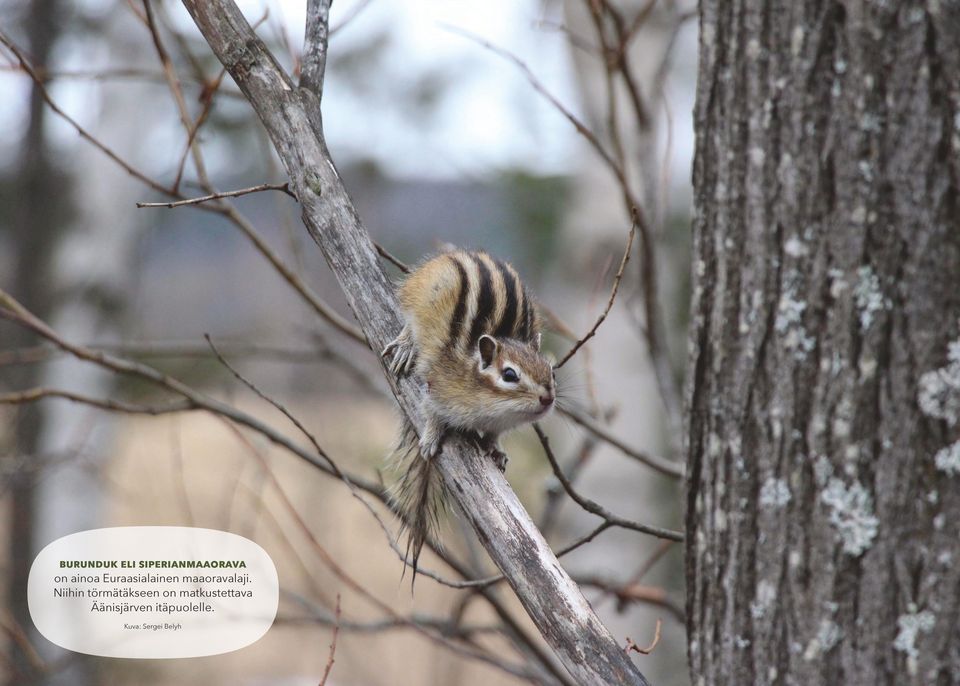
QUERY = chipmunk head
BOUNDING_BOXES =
[475,334,555,428]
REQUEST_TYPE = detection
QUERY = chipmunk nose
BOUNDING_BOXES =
[539,394,554,407]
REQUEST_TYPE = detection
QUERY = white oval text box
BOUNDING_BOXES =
[28,527,278,658]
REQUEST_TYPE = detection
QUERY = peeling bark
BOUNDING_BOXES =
[686,1,960,684]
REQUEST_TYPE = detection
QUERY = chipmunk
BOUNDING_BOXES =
[382,249,556,581]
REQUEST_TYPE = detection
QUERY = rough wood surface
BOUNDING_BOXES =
[179,2,651,684]
[686,2,960,684]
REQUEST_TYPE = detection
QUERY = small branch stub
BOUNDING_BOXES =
[625,618,662,656]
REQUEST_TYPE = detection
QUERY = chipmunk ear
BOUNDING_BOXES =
[534,332,542,351]
[478,335,498,368]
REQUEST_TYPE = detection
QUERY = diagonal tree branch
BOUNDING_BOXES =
[177,2,652,683]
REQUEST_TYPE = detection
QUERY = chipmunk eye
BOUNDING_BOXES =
[502,367,519,383]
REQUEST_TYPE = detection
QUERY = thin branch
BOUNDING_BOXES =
[142,0,204,193]
[576,576,683,621]
[555,212,637,368]
[560,405,684,479]
[0,389,193,416]
[375,242,410,274]
[136,182,295,208]
[318,594,340,686]
[330,0,376,36]
[594,0,652,130]
[0,64,245,94]
[534,424,683,541]
[622,0,659,47]
[444,24,629,193]
[204,334,341,478]
[626,539,675,588]
[171,65,225,190]
[200,203,368,345]
[0,340,357,367]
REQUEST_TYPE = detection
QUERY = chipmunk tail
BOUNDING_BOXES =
[388,423,447,591]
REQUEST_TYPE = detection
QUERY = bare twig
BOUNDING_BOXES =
[533,424,683,541]
[203,334,342,478]
[375,242,410,274]
[539,433,599,537]
[444,24,630,193]
[555,212,637,368]
[0,340,355,367]
[330,0,376,36]
[0,389,192,416]
[627,539,675,588]
[560,405,684,478]
[318,594,340,686]
[136,182,294,208]
[576,577,683,621]
[142,0,206,193]
[593,0,652,130]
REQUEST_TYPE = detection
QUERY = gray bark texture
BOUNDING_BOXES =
[179,2,650,684]
[686,1,960,685]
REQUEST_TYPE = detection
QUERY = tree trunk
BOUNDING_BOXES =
[686,2,960,685]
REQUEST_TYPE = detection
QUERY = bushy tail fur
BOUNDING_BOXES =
[388,423,447,589]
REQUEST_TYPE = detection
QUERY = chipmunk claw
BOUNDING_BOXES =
[382,326,417,378]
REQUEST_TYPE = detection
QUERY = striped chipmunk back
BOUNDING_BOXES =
[398,250,539,369]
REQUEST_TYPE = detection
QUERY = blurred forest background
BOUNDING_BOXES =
[0,0,697,684]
